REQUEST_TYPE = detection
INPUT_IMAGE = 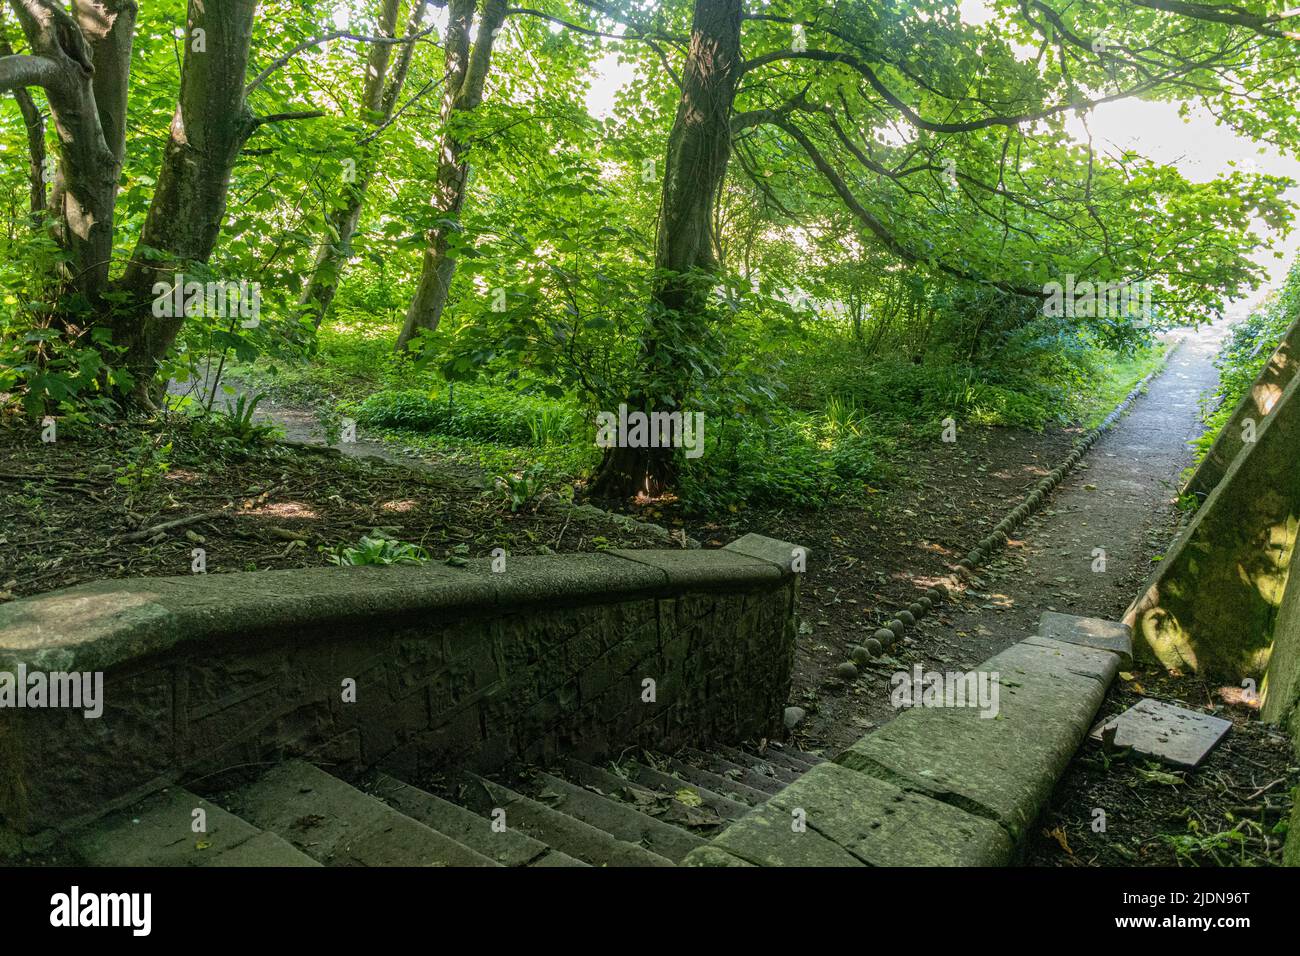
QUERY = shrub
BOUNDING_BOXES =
[353,386,577,447]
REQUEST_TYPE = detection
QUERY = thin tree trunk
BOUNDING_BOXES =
[299,0,426,328]
[0,28,47,218]
[395,0,506,352]
[588,0,742,499]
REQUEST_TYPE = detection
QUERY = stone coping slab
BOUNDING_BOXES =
[609,547,783,589]
[724,533,806,572]
[992,635,1122,686]
[690,617,1126,866]
[684,762,1012,867]
[0,539,797,673]
[1038,612,1133,667]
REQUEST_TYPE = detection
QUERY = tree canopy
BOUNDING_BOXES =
[1,0,1297,495]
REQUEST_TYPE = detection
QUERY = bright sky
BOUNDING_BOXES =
[1066,101,1300,316]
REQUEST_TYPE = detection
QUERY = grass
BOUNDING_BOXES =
[1075,342,1172,430]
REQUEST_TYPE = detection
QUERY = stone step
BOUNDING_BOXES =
[227,761,498,867]
[366,772,587,867]
[713,744,802,784]
[756,742,825,773]
[568,758,752,821]
[529,771,710,862]
[662,757,772,806]
[453,771,675,867]
[679,747,785,795]
[71,786,319,867]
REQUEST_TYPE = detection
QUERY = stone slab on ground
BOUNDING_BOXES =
[684,762,1012,867]
[1088,698,1232,768]
[1038,611,1133,666]
[72,786,319,867]
[1008,635,1123,685]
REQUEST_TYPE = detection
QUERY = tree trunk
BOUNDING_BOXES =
[0,27,48,218]
[394,0,506,352]
[116,0,257,402]
[299,0,426,328]
[1,0,124,299]
[588,0,742,500]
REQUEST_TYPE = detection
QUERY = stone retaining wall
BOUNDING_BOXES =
[0,534,802,840]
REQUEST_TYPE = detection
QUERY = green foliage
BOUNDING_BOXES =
[493,463,549,512]
[2,0,1296,519]
[680,410,893,512]
[328,531,429,567]
[354,386,577,447]
[113,434,172,494]
[0,230,126,419]
[189,393,282,449]
[1192,263,1300,464]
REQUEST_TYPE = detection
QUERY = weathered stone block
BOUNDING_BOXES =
[1038,611,1133,666]
[837,656,1107,843]
[697,762,1012,866]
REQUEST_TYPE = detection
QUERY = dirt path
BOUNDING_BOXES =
[168,374,485,486]
[754,327,1229,757]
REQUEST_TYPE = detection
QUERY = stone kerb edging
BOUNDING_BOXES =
[836,351,1172,672]
[955,351,1174,576]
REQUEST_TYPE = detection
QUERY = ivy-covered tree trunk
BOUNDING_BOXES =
[299,0,426,329]
[589,0,742,499]
[395,0,506,352]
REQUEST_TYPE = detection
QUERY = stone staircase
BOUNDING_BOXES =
[68,743,824,867]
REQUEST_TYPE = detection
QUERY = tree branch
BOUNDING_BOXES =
[0,50,57,90]
[251,109,328,128]
[244,25,437,98]
[1130,0,1297,37]
[742,46,1207,133]
[769,117,1044,298]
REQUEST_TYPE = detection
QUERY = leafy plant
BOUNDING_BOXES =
[328,530,429,566]
[114,434,173,494]
[494,463,548,511]
[193,393,282,448]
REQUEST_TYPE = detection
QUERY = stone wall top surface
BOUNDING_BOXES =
[0,536,801,673]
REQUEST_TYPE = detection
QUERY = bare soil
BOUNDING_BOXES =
[0,419,667,599]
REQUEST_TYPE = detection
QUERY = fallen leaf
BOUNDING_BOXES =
[1047,826,1073,855]
[675,788,703,808]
